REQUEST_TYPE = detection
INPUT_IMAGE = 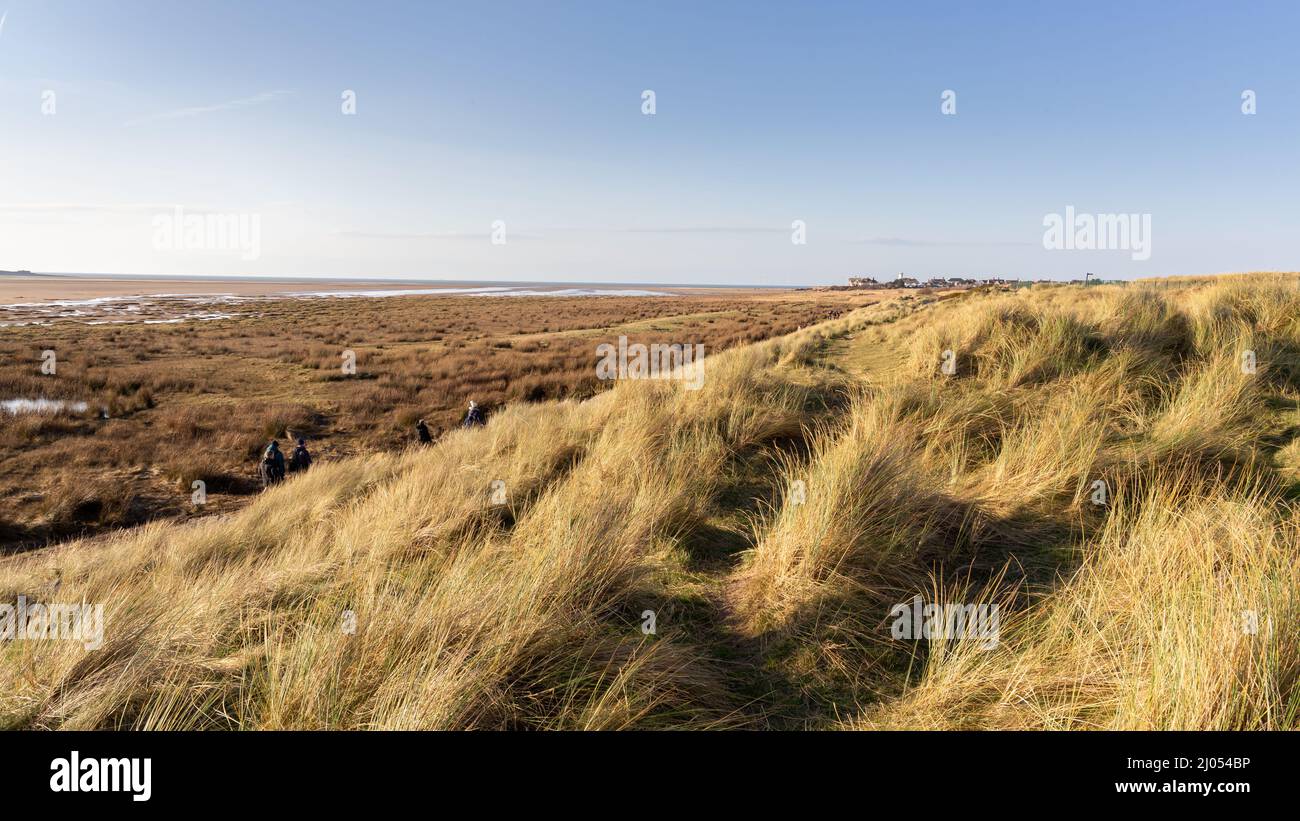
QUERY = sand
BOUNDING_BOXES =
[0,275,527,303]
[0,274,763,304]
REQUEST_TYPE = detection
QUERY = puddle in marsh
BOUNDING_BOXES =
[0,286,673,326]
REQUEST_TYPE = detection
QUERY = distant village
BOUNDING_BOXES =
[816,273,1118,291]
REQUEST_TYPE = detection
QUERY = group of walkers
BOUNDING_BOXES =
[415,400,485,445]
[260,400,487,489]
[259,438,312,488]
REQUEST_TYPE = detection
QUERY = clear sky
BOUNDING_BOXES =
[1,0,1297,284]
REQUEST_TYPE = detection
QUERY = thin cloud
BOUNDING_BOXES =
[0,203,180,216]
[0,203,241,220]
[123,90,292,127]
[852,236,1034,247]
[334,229,541,240]
[615,226,786,234]
[0,11,8,41]
[0,203,160,212]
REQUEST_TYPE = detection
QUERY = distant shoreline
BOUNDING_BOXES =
[0,271,795,288]
[0,273,792,304]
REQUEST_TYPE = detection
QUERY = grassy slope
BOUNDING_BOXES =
[1,275,1298,729]
[0,292,855,549]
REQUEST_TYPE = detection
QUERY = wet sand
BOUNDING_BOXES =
[0,274,753,304]
[0,275,352,303]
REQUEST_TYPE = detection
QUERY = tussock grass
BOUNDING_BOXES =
[855,466,1300,730]
[0,292,856,546]
[2,274,1299,729]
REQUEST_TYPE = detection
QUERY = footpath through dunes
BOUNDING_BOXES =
[1,275,1298,730]
[789,276,1300,730]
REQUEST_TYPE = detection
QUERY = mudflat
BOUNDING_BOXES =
[0,274,728,304]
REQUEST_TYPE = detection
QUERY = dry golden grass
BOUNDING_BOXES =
[0,291,857,547]
[1,274,1297,729]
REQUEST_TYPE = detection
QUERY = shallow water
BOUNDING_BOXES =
[284,286,671,298]
[0,286,674,326]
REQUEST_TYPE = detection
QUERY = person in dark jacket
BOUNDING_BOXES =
[288,438,312,473]
[260,440,286,488]
[462,400,485,428]
[415,419,433,444]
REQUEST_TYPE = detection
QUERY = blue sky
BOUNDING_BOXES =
[1,0,1297,284]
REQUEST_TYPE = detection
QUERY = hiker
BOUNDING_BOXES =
[260,440,286,488]
[462,400,486,428]
[288,438,312,473]
[415,419,433,444]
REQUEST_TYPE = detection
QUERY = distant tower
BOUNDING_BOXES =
[1085,272,1094,285]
